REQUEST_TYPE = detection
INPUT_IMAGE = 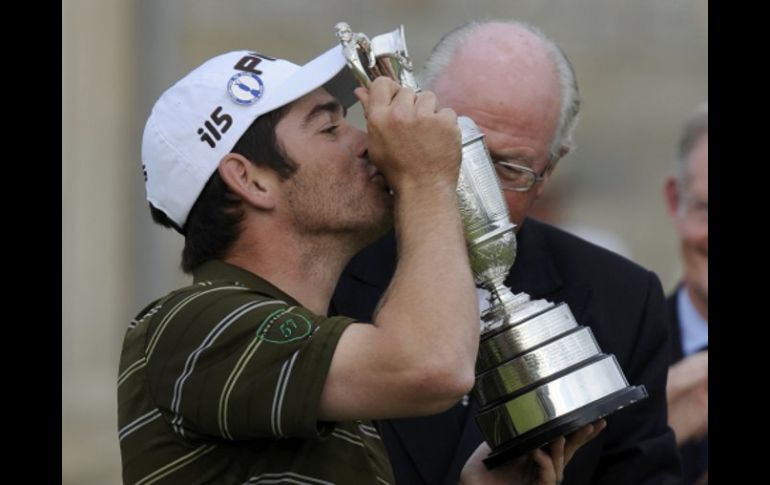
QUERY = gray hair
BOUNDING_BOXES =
[676,102,708,187]
[419,20,581,162]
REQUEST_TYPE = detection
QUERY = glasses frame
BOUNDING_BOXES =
[493,160,551,192]
[679,194,708,224]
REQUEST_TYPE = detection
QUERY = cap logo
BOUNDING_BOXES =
[197,107,233,149]
[227,72,264,106]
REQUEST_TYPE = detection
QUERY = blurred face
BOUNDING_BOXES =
[672,133,708,309]
[275,88,392,242]
[432,27,562,229]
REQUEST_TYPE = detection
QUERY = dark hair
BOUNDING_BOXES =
[149,105,294,273]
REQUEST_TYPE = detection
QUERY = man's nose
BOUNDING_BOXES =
[354,128,368,159]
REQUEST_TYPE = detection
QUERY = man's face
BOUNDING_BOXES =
[275,88,392,243]
[437,92,560,229]
[432,31,562,229]
[674,133,708,306]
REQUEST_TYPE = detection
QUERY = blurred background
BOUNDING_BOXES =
[62,1,707,483]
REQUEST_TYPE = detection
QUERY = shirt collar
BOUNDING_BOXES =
[193,260,299,305]
[677,286,708,356]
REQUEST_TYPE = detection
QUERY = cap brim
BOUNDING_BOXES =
[323,64,359,109]
[260,45,359,115]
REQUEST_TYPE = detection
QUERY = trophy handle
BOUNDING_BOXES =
[335,23,418,90]
[335,22,377,87]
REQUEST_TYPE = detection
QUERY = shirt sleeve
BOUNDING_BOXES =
[144,286,356,441]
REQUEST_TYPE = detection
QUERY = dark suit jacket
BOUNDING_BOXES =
[331,218,681,485]
[667,291,708,485]
[667,293,686,363]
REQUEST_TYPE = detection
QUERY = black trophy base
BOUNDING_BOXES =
[483,386,648,469]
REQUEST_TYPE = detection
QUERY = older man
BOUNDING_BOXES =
[332,20,681,485]
[663,102,708,485]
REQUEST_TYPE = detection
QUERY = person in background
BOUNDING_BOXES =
[663,102,708,485]
[332,19,681,485]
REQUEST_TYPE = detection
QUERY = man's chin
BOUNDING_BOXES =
[356,214,393,248]
[686,273,708,309]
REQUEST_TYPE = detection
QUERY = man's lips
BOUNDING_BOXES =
[367,164,384,182]
[369,170,391,192]
[372,172,388,188]
[364,160,391,192]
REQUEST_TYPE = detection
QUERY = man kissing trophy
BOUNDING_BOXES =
[334,22,648,468]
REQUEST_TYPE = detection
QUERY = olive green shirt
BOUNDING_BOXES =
[118,260,394,484]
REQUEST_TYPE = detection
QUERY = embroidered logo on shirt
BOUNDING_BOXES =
[257,307,312,344]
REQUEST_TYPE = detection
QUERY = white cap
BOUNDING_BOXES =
[142,45,358,228]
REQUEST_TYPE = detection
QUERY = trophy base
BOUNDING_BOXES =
[482,386,648,469]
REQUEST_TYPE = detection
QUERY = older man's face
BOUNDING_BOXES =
[676,134,709,306]
[431,27,562,229]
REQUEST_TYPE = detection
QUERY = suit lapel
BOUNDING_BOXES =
[506,219,563,298]
[507,219,592,322]
[444,398,484,485]
[666,288,684,362]
[385,407,470,485]
[347,231,398,289]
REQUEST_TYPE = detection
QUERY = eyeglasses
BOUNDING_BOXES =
[682,196,708,225]
[493,160,550,192]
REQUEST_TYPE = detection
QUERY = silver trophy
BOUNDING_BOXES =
[335,22,648,468]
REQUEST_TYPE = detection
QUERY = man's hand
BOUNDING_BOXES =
[667,350,708,444]
[460,420,607,485]
[354,77,460,193]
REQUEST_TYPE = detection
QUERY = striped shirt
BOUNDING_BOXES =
[117,260,394,484]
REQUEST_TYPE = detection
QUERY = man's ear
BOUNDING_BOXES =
[663,176,680,219]
[534,154,562,199]
[218,153,276,210]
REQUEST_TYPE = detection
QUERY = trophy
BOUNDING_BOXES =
[335,22,648,468]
